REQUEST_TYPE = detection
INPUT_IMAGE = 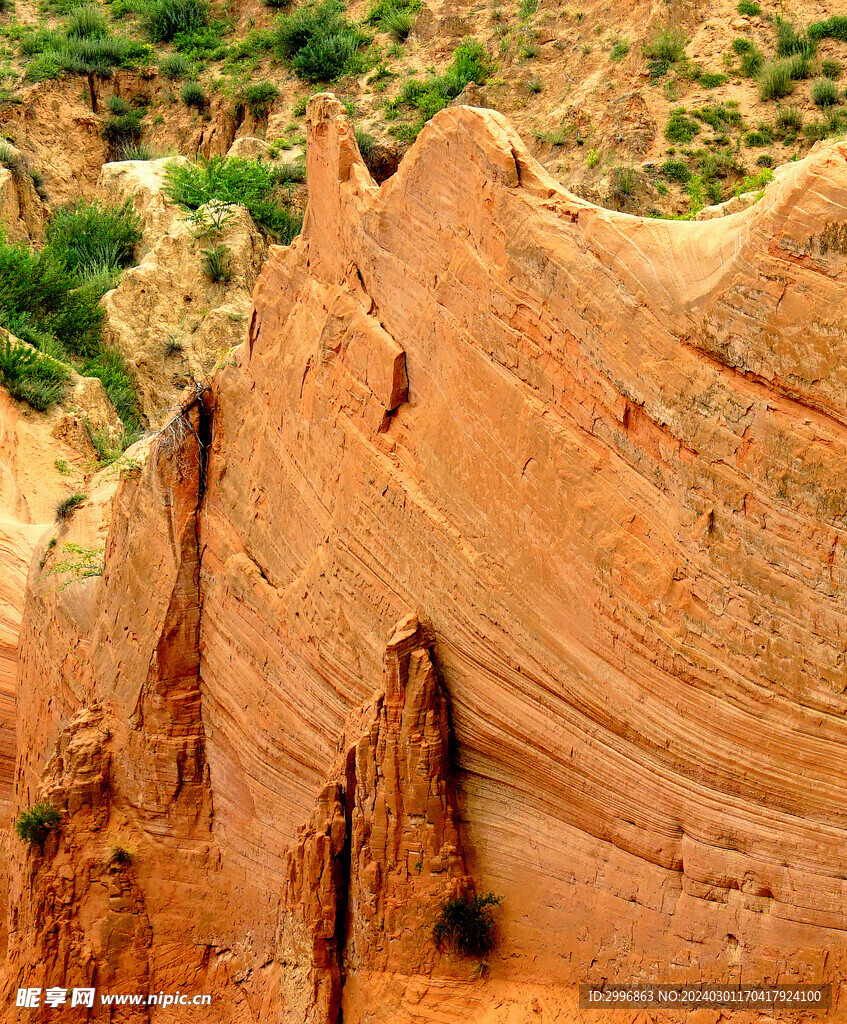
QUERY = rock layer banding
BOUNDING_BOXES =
[4,96,847,1020]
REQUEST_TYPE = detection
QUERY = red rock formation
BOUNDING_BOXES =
[6,94,847,1021]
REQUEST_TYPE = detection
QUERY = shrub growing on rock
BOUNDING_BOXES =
[0,335,69,410]
[55,491,86,520]
[242,81,279,119]
[758,61,795,100]
[181,79,206,108]
[433,892,502,957]
[158,51,193,78]
[14,802,61,846]
[811,78,839,107]
[46,199,141,277]
[201,243,232,282]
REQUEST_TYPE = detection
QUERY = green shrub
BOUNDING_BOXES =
[181,79,206,108]
[643,26,686,63]
[661,159,690,183]
[731,38,753,54]
[775,106,802,132]
[610,164,636,198]
[811,78,839,107]
[81,347,141,429]
[24,52,63,81]
[391,38,493,135]
[355,128,376,161]
[65,3,108,37]
[739,46,763,77]
[757,153,773,166]
[787,52,814,80]
[272,158,306,183]
[109,844,133,865]
[758,60,794,100]
[698,71,726,88]
[48,541,104,584]
[610,39,628,61]
[737,0,759,13]
[822,59,842,80]
[366,0,421,41]
[775,20,815,58]
[732,167,773,196]
[242,81,279,119]
[102,109,143,158]
[808,17,847,42]
[0,336,69,411]
[172,22,226,59]
[46,199,141,277]
[694,103,741,130]
[143,0,207,42]
[201,243,232,282]
[158,51,193,78]
[664,108,700,143]
[164,155,303,243]
[433,893,501,957]
[55,491,85,520]
[275,0,370,81]
[14,802,61,846]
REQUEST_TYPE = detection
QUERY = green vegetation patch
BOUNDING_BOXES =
[366,0,421,41]
[433,892,502,958]
[275,0,371,82]
[664,107,700,143]
[809,16,847,42]
[15,802,61,846]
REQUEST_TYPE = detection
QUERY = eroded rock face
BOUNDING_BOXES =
[6,96,847,1021]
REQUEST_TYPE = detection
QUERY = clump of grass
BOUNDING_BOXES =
[14,802,61,847]
[102,107,143,158]
[274,0,370,82]
[610,38,628,61]
[739,45,763,77]
[143,0,208,42]
[109,844,133,865]
[811,78,840,107]
[610,164,636,199]
[665,107,700,143]
[758,60,795,100]
[737,0,760,13]
[201,243,232,282]
[433,893,502,958]
[643,26,686,63]
[661,159,690,183]
[65,3,108,38]
[822,59,842,80]
[55,491,85,520]
[366,0,421,41]
[164,155,303,243]
[0,335,69,411]
[697,71,726,88]
[775,19,816,59]
[241,81,279,119]
[388,38,493,138]
[809,17,847,43]
[46,199,141,278]
[158,51,194,78]
[181,79,206,108]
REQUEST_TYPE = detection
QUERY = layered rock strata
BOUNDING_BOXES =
[4,95,847,1022]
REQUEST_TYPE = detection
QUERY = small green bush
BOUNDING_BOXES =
[172,21,226,59]
[48,541,105,585]
[55,491,85,520]
[366,0,421,41]
[775,20,816,59]
[143,0,208,42]
[109,844,133,865]
[758,60,795,100]
[164,155,303,243]
[757,153,773,167]
[664,108,700,143]
[181,79,206,108]
[661,159,690,183]
[822,59,842,80]
[739,46,763,77]
[433,892,501,957]
[737,0,760,13]
[275,0,370,82]
[698,71,726,88]
[355,128,376,161]
[242,81,279,119]
[82,348,141,429]
[775,106,803,133]
[0,335,69,411]
[809,17,847,42]
[643,26,686,63]
[102,108,143,158]
[610,165,636,198]
[811,78,840,107]
[731,37,753,54]
[65,3,108,38]
[15,802,61,846]
[159,52,193,78]
[46,199,141,277]
[610,39,628,61]
[787,52,814,80]
[201,243,232,282]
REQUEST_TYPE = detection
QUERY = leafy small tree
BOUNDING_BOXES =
[433,892,502,957]
[15,802,61,846]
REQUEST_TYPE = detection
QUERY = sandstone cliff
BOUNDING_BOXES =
[5,95,847,1022]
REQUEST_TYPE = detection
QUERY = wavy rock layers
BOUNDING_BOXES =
[199,98,847,1014]
[6,97,847,1022]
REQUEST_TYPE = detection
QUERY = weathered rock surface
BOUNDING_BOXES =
[5,94,847,1021]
